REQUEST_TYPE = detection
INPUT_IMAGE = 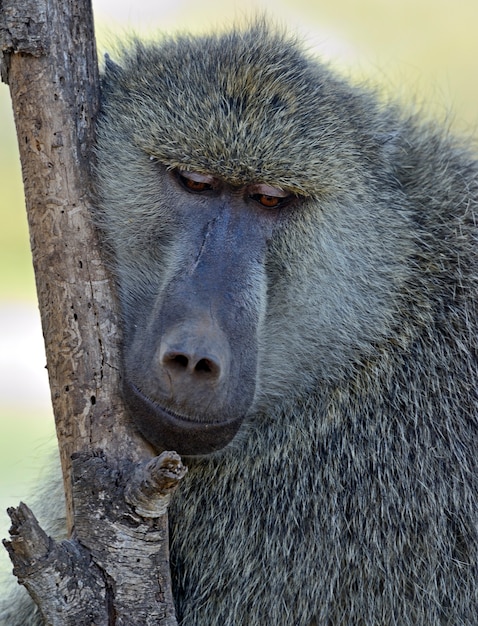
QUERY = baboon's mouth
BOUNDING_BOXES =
[124,383,244,456]
[150,401,224,426]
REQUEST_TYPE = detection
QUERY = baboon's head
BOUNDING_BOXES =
[95,24,410,456]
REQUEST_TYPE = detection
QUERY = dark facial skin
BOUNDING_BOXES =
[122,168,296,456]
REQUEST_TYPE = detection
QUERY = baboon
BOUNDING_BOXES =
[2,22,478,626]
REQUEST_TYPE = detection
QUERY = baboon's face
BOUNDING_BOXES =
[122,166,297,456]
[97,32,412,458]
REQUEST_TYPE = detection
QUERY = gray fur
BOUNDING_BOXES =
[2,22,478,625]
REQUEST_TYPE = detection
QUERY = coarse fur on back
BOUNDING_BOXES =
[2,21,478,626]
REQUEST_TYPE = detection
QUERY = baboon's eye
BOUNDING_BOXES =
[177,170,215,193]
[253,194,283,208]
[248,183,292,209]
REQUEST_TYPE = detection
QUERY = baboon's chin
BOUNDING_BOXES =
[124,382,244,456]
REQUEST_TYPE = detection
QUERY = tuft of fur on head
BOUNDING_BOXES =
[98,22,395,197]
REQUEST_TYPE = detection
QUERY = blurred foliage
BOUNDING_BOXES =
[0,98,32,300]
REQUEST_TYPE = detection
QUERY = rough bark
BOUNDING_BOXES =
[0,0,183,622]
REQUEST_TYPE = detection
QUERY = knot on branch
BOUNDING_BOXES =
[124,451,188,517]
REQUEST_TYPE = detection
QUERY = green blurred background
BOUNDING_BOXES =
[1,0,478,580]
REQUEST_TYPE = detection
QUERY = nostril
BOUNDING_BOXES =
[171,353,189,369]
[195,358,218,375]
[162,351,221,378]
[164,352,189,369]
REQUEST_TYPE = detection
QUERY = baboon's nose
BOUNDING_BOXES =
[157,317,230,400]
[160,345,223,381]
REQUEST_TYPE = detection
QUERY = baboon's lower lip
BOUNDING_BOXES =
[151,400,224,426]
[124,383,244,456]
